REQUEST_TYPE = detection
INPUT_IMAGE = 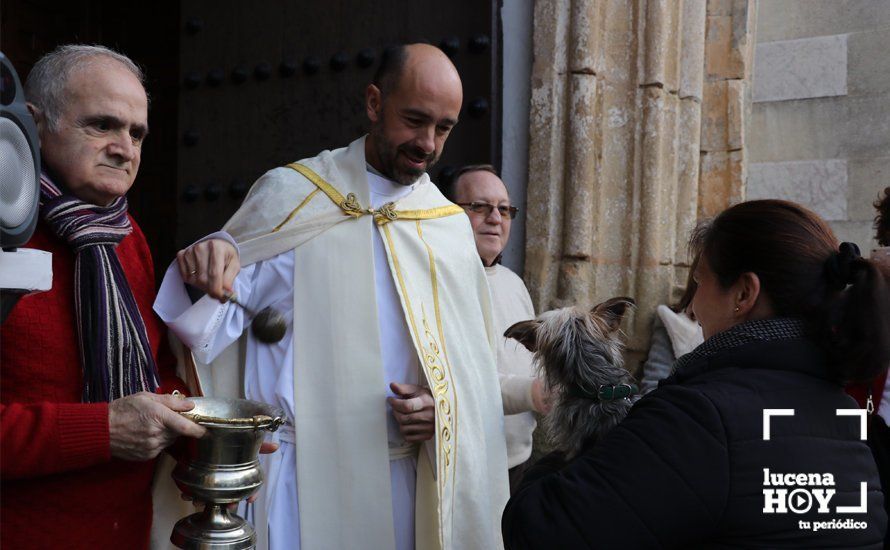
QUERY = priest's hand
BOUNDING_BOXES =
[177,238,240,302]
[109,392,207,461]
[388,382,435,442]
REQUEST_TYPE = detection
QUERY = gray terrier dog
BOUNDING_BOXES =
[505,297,637,459]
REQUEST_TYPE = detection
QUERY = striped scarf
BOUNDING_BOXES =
[39,173,158,402]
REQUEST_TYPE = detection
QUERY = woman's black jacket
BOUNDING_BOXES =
[502,336,887,549]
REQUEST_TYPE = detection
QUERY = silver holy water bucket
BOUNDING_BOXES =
[171,397,285,550]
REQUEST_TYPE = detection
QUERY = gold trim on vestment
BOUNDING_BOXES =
[383,205,465,224]
[373,202,399,224]
[284,163,465,224]
[286,162,363,217]
[340,192,365,218]
[381,223,456,546]
[415,220,459,523]
[272,188,321,232]
[286,160,461,541]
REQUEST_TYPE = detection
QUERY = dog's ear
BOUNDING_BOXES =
[504,320,541,352]
[591,297,636,332]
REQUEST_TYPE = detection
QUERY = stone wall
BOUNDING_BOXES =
[699,0,755,218]
[748,0,890,251]
[524,0,756,367]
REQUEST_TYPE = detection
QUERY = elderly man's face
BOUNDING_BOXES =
[455,170,513,266]
[36,59,148,206]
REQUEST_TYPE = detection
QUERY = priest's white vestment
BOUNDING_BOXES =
[153,136,509,550]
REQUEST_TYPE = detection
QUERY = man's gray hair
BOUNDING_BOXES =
[24,44,146,130]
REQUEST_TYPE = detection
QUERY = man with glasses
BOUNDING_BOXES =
[447,164,551,492]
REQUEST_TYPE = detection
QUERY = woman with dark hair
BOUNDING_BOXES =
[502,199,889,549]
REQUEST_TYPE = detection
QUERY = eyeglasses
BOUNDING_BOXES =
[457,201,519,220]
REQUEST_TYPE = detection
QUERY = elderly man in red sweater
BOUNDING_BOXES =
[1,45,206,549]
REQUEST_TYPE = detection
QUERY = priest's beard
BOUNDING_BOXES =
[370,119,440,186]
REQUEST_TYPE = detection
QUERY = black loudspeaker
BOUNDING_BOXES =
[0,51,41,250]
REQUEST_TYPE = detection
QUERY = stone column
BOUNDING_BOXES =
[699,0,757,218]
[524,0,756,367]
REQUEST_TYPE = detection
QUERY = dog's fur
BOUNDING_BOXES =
[505,297,636,459]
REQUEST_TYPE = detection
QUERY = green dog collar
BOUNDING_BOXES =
[568,383,639,402]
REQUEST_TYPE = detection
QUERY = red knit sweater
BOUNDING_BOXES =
[1,217,184,549]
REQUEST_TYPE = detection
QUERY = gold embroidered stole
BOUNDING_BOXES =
[284,162,464,226]
[281,160,508,550]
